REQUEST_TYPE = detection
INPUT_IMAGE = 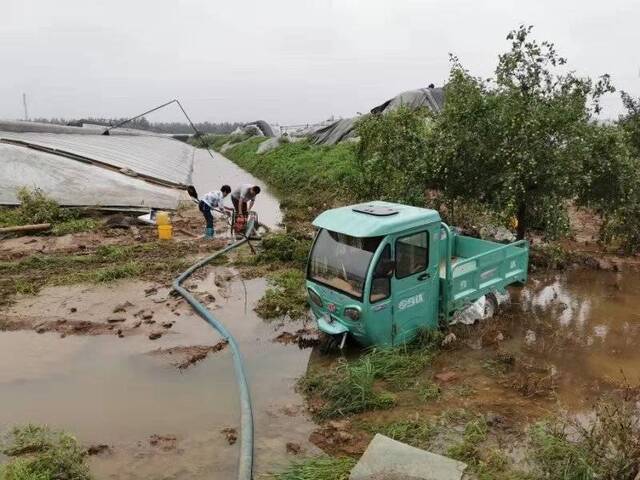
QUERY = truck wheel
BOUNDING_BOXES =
[319,333,341,354]
[484,293,498,319]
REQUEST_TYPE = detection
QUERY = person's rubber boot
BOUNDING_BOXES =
[205,227,214,239]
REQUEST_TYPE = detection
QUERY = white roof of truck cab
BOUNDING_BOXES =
[312,201,441,237]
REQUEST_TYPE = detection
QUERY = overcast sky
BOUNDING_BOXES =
[1,0,638,125]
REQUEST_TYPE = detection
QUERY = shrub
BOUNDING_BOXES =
[0,424,92,480]
[0,188,95,234]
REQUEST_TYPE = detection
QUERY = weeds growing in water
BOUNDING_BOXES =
[255,269,308,320]
[529,399,640,480]
[271,456,355,480]
[300,332,441,419]
[447,416,489,464]
[255,233,311,268]
[415,381,441,401]
[0,424,91,480]
[300,355,396,419]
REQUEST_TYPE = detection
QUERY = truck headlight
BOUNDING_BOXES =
[344,307,360,321]
[308,288,323,307]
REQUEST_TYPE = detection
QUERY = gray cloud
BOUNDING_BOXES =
[1,0,638,124]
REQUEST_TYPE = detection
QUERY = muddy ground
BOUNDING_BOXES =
[0,218,322,479]
[2,148,640,478]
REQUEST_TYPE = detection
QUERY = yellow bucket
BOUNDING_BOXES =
[156,211,170,226]
[158,224,173,240]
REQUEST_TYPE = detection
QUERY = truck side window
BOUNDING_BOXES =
[370,245,391,303]
[396,231,429,278]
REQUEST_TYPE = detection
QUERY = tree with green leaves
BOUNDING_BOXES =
[432,25,614,239]
[619,91,640,155]
[577,94,640,253]
[355,106,434,205]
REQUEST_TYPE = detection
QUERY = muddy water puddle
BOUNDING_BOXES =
[506,269,640,407]
[191,149,282,228]
[0,275,319,479]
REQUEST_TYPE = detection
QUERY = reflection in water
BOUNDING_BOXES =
[509,269,640,407]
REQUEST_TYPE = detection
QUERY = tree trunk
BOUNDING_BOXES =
[516,203,527,240]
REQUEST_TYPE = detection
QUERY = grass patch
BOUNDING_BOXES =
[271,456,356,480]
[0,187,84,229]
[51,218,99,236]
[255,233,311,267]
[482,352,515,376]
[0,241,191,303]
[447,416,489,464]
[415,381,441,401]
[363,417,436,450]
[528,400,640,480]
[13,278,38,296]
[300,334,440,419]
[223,139,358,206]
[255,269,308,320]
[0,424,91,480]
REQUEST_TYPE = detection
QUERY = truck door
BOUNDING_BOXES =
[391,229,438,345]
[367,244,394,345]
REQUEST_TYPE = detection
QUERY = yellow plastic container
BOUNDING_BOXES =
[158,224,173,240]
[156,211,170,226]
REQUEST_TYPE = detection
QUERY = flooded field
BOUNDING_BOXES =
[0,151,308,478]
[509,269,640,407]
[0,275,319,479]
[2,149,639,478]
[426,268,640,423]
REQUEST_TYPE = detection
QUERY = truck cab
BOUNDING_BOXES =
[306,201,528,347]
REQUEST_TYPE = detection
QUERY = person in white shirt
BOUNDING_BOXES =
[199,185,231,238]
[230,184,261,217]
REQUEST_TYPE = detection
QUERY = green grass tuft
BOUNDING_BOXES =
[300,337,439,419]
[271,456,356,480]
[0,424,91,480]
[51,218,99,236]
[255,269,308,320]
[363,418,436,450]
[528,400,640,480]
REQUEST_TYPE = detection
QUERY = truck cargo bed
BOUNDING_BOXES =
[439,233,528,316]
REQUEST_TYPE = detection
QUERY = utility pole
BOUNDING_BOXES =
[22,93,29,121]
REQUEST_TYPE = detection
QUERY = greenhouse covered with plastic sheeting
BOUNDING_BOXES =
[0,121,194,211]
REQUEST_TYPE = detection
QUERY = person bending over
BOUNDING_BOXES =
[199,185,231,238]
[231,184,260,216]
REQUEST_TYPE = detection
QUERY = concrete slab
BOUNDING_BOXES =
[349,434,467,480]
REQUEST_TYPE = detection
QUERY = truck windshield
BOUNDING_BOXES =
[308,229,383,299]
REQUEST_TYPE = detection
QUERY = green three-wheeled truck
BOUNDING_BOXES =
[306,201,529,347]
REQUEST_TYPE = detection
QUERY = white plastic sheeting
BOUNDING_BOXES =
[0,131,193,187]
[0,143,182,210]
[0,120,195,210]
